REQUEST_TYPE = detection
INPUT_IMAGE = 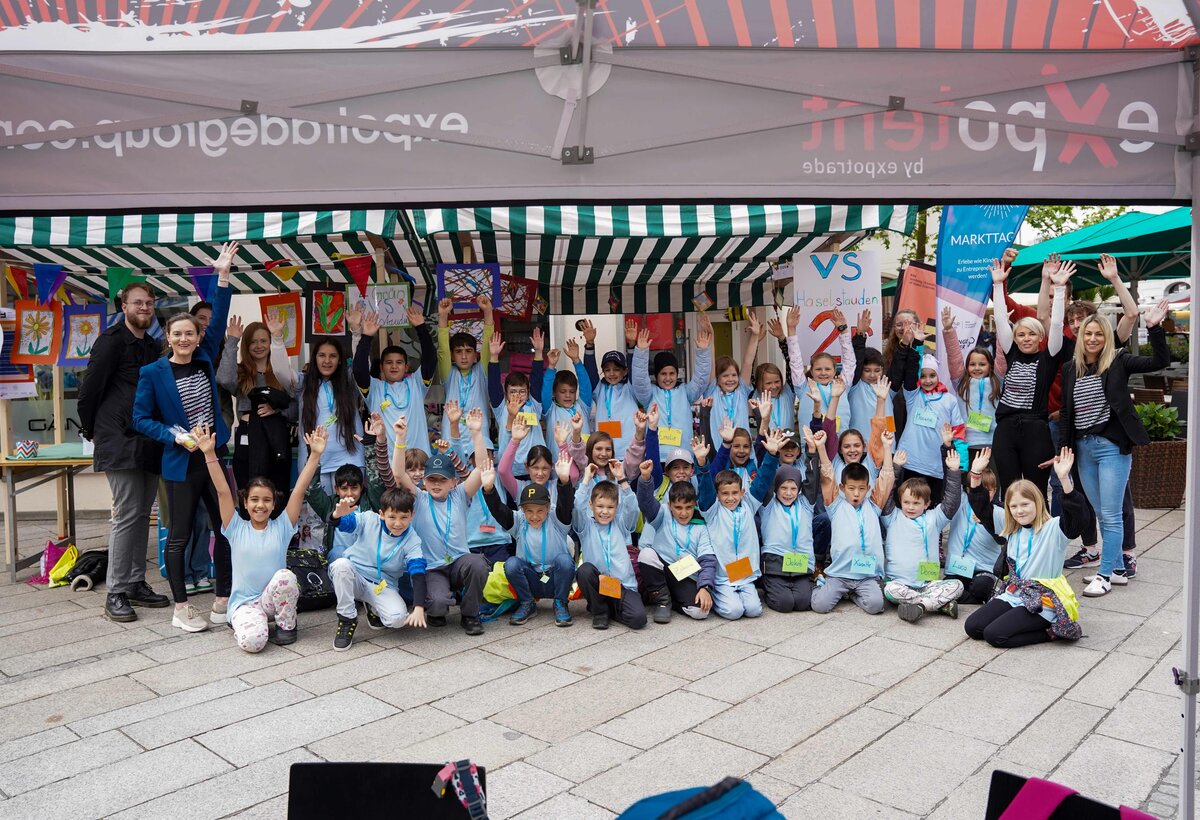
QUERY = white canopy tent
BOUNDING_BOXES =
[1,1,1200,813]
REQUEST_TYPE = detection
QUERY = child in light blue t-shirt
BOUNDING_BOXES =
[573,461,645,631]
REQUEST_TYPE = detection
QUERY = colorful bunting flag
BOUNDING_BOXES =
[33,263,68,306]
[5,265,29,300]
[187,266,217,302]
[106,268,146,301]
[341,255,373,297]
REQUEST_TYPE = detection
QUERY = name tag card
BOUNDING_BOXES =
[598,420,623,439]
[516,411,540,426]
[912,408,938,429]
[966,411,992,432]
[850,555,877,575]
[725,556,753,582]
[598,574,623,598]
[782,553,810,574]
[945,555,976,578]
[917,561,941,582]
[669,554,701,580]
[658,426,683,447]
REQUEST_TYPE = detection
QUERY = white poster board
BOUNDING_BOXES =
[790,251,882,367]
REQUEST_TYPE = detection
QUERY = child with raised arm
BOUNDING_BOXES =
[942,305,1001,463]
[352,304,437,454]
[964,447,1087,647]
[847,309,887,434]
[582,319,639,459]
[633,313,713,456]
[897,347,967,504]
[810,430,897,614]
[393,409,491,636]
[704,312,761,446]
[636,456,717,623]
[198,423,324,651]
[945,465,1006,605]
[573,460,645,630]
[696,427,786,620]
[790,308,856,438]
[482,449,577,627]
[490,327,546,470]
[758,429,822,613]
[437,295,494,447]
[881,448,964,623]
[541,337,593,462]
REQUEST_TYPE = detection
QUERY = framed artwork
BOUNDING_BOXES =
[11,300,62,366]
[310,290,346,337]
[0,309,35,399]
[347,283,411,329]
[259,292,302,356]
[449,318,484,340]
[436,263,501,316]
[59,304,106,367]
[498,275,538,321]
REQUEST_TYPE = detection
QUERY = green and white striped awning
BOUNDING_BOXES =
[0,210,428,297]
[411,204,916,314]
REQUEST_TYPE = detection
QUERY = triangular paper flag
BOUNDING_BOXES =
[34,263,68,306]
[264,259,300,281]
[342,255,373,297]
[187,266,217,302]
[107,267,145,301]
[5,265,29,300]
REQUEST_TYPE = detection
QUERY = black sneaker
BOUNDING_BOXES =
[897,602,925,623]
[270,626,297,646]
[939,600,959,619]
[651,590,672,624]
[1117,552,1137,580]
[427,615,448,627]
[333,615,357,651]
[592,610,610,630]
[461,616,484,636]
[364,606,384,630]
[126,581,170,608]
[1063,548,1100,569]
[104,592,136,623]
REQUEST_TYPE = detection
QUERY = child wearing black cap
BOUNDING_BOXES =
[581,319,639,459]
[481,449,578,627]
[632,314,714,456]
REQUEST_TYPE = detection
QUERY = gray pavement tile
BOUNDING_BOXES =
[745,772,801,806]
[524,731,641,784]
[823,720,996,816]
[867,658,975,717]
[1083,581,1179,618]
[68,678,250,738]
[0,729,141,795]
[0,625,161,676]
[135,629,234,664]
[511,794,616,820]
[940,635,1007,668]
[0,675,157,743]
[981,641,1105,690]
[1136,653,1181,698]
[593,690,728,749]
[780,782,919,819]
[431,664,583,723]
[484,761,574,820]
[683,651,811,704]
[706,609,821,647]
[1096,688,1182,753]
[0,649,155,709]
[307,705,466,761]
[1067,651,1157,708]
[122,681,312,749]
[571,732,767,813]
[396,718,548,771]
[196,688,396,766]
[696,670,880,757]
[0,613,126,661]
[493,663,685,744]
[546,627,680,676]
[0,739,231,820]
[482,619,618,665]
[0,599,89,630]
[1053,734,1175,809]
[926,761,1042,820]
[997,699,1108,772]
[109,748,318,820]
[1120,557,1185,589]
[767,617,877,664]
[1117,608,1182,659]
[0,726,77,765]
[228,794,288,819]
[237,642,384,686]
[369,616,533,661]
[813,635,942,688]
[759,706,904,787]
[357,649,524,710]
[0,607,97,640]
[131,644,304,695]
[912,670,1061,745]
[631,633,762,681]
[877,615,971,651]
[290,646,426,695]
[1142,537,1185,563]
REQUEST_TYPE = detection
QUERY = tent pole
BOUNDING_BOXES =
[1179,124,1200,820]
[576,0,595,157]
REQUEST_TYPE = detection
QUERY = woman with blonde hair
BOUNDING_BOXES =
[1060,301,1171,597]
[963,447,1086,647]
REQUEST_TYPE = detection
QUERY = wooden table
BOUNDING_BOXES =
[0,443,92,582]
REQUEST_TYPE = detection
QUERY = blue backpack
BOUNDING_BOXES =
[618,778,783,820]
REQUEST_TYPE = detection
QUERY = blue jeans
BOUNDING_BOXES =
[1074,435,1132,577]
[504,553,575,604]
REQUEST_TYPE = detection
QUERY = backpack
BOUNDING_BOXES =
[287,548,336,612]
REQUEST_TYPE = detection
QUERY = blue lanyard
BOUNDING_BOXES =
[854,504,868,554]
[384,379,412,412]
[375,524,411,581]
[735,465,750,487]
[963,516,978,560]
[731,508,744,556]
[921,390,942,409]
[786,501,800,548]
[670,518,692,557]
[916,514,929,559]
[816,381,832,410]
[427,493,453,546]
[599,522,614,575]
[604,384,615,420]
[457,367,475,404]
[321,381,335,414]
[976,379,986,412]
[522,519,547,568]
[1015,528,1032,576]
[660,387,673,428]
[722,389,737,424]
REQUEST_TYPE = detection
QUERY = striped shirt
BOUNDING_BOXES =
[171,361,214,430]
[1072,373,1110,431]
[1001,360,1037,411]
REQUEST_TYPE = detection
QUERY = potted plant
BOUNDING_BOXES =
[1129,402,1187,509]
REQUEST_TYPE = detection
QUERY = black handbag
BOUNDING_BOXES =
[286,548,336,612]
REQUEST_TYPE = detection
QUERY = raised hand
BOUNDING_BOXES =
[346,302,364,334]
[511,415,530,442]
[546,348,560,369]
[1145,299,1170,328]
[695,317,713,350]
[505,393,524,418]
[639,459,654,481]
[812,429,827,450]
[477,294,493,317]
[991,259,1009,285]
[637,327,652,350]
[364,412,384,439]
[193,423,216,454]
[1053,447,1075,480]
[1001,246,1019,267]
[912,322,926,346]
[830,377,845,399]
[766,316,786,341]
[305,426,329,455]
[945,448,961,471]
[941,306,953,332]
[213,241,240,278]
[582,463,596,485]
[393,414,407,441]
[581,319,598,347]
[1042,252,1061,280]
[806,381,823,410]
[763,427,787,456]
[437,297,452,325]
[362,310,381,337]
[893,449,908,468]
[872,375,891,399]
[1050,259,1076,287]
[719,417,735,444]
[624,318,638,347]
[571,410,584,435]
[786,306,801,334]
[226,315,244,340]
[747,311,764,341]
[1099,253,1120,283]
[757,390,774,427]
[691,434,708,466]
[407,305,425,327]
[531,326,545,358]
[856,309,872,337]
[564,337,581,362]
[333,494,358,519]
[941,422,954,448]
[465,407,484,433]
[556,448,573,483]
[266,311,285,339]
[479,454,496,491]
[831,309,847,329]
[971,447,991,475]
[433,439,450,454]
[444,399,463,426]
[881,430,895,448]
[633,408,647,436]
[647,402,660,431]
[609,459,626,482]
[489,332,505,362]
[553,420,570,447]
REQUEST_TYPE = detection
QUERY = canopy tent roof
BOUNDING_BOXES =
[0,204,918,310]
[1009,207,1191,292]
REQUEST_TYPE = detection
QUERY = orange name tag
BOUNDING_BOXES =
[598,420,623,439]
[885,416,896,433]
[599,574,623,598]
[725,556,753,582]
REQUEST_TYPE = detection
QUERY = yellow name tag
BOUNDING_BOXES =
[516,411,539,426]
[372,578,387,595]
[917,561,941,582]
[782,553,809,574]
[380,399,392,409]
[966,411,992,432]
[669,554,701,580]
[658,426,683,447]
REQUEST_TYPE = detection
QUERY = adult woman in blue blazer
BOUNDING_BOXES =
[134,242,237,634]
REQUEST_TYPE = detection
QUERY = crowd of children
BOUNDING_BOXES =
[166,254,1173,653]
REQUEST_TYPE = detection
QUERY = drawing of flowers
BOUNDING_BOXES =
[22,311,51,356]
[72,318,96,357]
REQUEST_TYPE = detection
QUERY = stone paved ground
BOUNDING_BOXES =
[0,507,1192,819]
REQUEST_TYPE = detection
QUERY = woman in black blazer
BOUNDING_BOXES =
[1060,300,1170,598]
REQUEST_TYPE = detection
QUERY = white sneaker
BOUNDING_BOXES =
[210,599,229,625]
[1082,575,1112,597]
[172,604,210,632]
[1084,572,1127,586]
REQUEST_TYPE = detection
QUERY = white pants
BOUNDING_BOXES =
[711,581,762,620]
[230,569,298,654]
[329,558,409,627]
